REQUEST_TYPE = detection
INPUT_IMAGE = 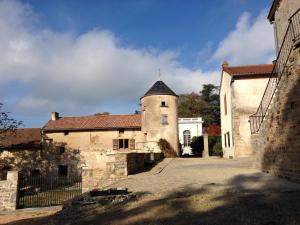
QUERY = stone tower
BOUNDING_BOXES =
[141,80,179,155]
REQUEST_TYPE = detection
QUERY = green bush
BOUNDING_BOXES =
[208,136,222,157]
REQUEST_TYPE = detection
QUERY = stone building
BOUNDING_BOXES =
[250,0,300,182]
[220,63,274,158]
[178,117,203,155]
[42,80,179,180]
[141,80,179,154]
[0,128,42,179]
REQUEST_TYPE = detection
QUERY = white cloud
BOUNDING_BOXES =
[211,10,276,65]
[0,0,219,114]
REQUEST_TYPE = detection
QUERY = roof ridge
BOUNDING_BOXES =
[60,114,139,118]
[226,64,273,68]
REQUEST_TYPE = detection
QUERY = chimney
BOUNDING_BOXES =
[51,112,59,121]
[222,61,229,68]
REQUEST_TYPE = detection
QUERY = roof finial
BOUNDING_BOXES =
[158,68,161,81]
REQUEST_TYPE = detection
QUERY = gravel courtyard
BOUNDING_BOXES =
[2,157,300,225]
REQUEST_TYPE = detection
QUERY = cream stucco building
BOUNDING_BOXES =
[220,63,273,158]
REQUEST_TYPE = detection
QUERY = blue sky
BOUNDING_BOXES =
[1,0,275,127]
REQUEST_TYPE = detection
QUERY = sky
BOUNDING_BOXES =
[0,0,275,127]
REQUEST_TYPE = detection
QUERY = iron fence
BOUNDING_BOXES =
[17,172,82,209]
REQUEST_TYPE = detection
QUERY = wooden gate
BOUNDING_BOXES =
[17,172,82,209]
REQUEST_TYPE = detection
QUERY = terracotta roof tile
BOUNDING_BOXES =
[223,64,274,77]
[0,128,41,149]
[43,114,142,131]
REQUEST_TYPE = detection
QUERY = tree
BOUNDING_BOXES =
[0,103,22,139]
[178,84,220,126]
[178,92,207,118]
[200,84,220,126]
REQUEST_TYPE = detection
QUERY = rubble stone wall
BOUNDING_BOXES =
[251,46,300,182]
[82,152,163,192]
[0,171,18,211]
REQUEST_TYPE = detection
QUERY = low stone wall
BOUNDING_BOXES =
[0,171,18,211]
[251,46,300,182]
[82,152,163,192]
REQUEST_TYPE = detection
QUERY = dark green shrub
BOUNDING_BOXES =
[208,136,222,157]
[190,136,204,155]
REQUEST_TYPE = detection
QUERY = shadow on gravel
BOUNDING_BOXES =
[6,174,300,225]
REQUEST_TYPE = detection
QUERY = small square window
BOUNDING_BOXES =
[119,128,125,134]
[161,101,166,107]
[64,131,69,136]
[161,114,168,125]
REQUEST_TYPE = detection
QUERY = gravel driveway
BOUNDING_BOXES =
[109,157,300,196]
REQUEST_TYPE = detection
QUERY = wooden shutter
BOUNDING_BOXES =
[113,139,119,150]
[129,139,135,150]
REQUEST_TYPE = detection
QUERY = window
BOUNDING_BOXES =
[58,165,68,177]
[119,128,125,134]
[118,139,129,149]
[183,130,191,147]
[59,146,65,154]
[113,139,135,150]
[64,131,69,136]
[224,132,230,148]
[161,114,168,125]
[0,166,9,180]
[161,101,166,107]
[224,94,227,115]
[227,132,231,147]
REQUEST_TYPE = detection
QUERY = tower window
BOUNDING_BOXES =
[161,114,168,125]
[161,101,167,107]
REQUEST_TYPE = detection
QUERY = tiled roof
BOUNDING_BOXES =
[142,80,177,98]
[0,128,41,149]
[223,64,274,77]
[43,114,142,131]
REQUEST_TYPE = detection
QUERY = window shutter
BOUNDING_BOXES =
[129,139,135,150]
[113,139,119,150]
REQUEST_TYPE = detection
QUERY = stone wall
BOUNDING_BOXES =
[251,46,300,182]
[0,171,18,211]
[82,152,163,192]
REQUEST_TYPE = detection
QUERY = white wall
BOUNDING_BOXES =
[232,77,269,157]
[220,71,234,158]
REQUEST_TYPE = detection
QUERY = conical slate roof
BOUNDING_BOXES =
[142,80,178,98]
